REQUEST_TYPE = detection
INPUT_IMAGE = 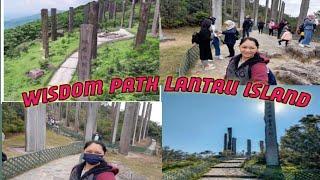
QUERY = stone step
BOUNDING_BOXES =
[221,161,244,163]
[202,175,258,178]
[211,166,242,168]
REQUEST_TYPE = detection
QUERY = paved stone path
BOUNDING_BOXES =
[201,158,259,180]
[10,153,146,180]
[48,29,134,86]
[190,30,320,84]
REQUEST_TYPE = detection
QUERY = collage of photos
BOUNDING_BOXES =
[1,0,320,180]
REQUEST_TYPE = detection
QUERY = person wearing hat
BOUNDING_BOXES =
[242,15,253,38]
[299,14,316,48]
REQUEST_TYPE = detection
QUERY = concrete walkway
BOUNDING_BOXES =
[10,153,146,180]
[201,158,259,180]
[48,28,134,86]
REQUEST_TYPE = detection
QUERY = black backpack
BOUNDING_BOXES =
[192,32,200,44]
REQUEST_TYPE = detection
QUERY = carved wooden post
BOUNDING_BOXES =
[98,0,105,24]
[68,7,74,33]
[25,104,46,152]
[84,4,89,24]
[119,103,136,155]
[128,0,136,28]
[254,0,259,27]
[88,1,99,59]
[51,8,57,41]
[41,9,49,59]
[75,102,80,132]
[135,0,151,48]
[138,102,146,142]
[264,0,269,26]
[78,24,93,86]
[121,0,126,27]
[239,0,245,29]
[297,0,310,31]
[113,1,117,27]
[85,103,99,142]
[143,103,152,139]
[111,102,121,144]
[231,0,235,20]
[151,0,160,37]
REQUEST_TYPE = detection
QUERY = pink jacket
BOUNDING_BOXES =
[268,21,275,29]
[281,31,292,41]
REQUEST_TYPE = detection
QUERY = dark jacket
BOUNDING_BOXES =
[242,18,252,30]
[225,53,269,85]
[69,161,119,180]
[222,28,238,45]
[257,21,265,28]
[198,28,213,60]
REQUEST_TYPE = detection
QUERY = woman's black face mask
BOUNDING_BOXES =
[83,153,104,165]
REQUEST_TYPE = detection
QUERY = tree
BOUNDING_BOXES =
[75,102,80,132]
[280,115,320,169]
[131,102,141,146]
[151,0,160,36]
[111,102,121,144]
[121,0,127,27]
[128,0,136,28]
[85,103,99,142]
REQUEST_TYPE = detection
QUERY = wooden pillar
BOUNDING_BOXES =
[297,0,310,31]
[151,0,160,37]
[119,103,136,155]
[260,140,265,153]
[265,101,280,167]
[211,0,222,31]
[75,102,80,132]
[25,104,46,152]
[68,7,74,33]
[270,0,279,21]
[143,103,152,139]
[128,0,136,28]
[84,4,89,24]
[121,0,126,27]
[280,2,285,21]
[159,12,163,39]
[231,0,235,20]
[98,0,105,24]
[138,102,146,142]
[254,0,259,27]
[78,25,93,101]
[85,103,99,142]
[113,1,117,27]
[41,9,49,59]
[88,1,99,59]
[135,0,151,48]
[104,0,109,20]
[66,103,69,126]
[111,102,121,144]
[239,0,245,29]
[223,133,227,151]
[264,0,269,26]
[51,8,57,41]
[131,103,141,146]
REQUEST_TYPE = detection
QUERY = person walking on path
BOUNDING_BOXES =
[70,141,119,180]
[209,17,224,60]
[277,19,288,39]
[198,18,215,70]
[299,14,316,48]
[225,37,270,85]
[278,27,293,47]
[242,15,252,38]
[221,20,239,58]
[257,19,265,34]
[268,19,275,36]
[297,21,305,43]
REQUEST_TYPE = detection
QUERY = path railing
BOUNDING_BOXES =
[2,141,84,179]
[179,44,199,76]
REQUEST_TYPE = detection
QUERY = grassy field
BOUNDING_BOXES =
[107,151,162,180]
[160,26,198,82]
[4,31,80,101]
[3,130,74,158]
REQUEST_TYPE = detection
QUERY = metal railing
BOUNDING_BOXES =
[179,45,199,76]
[2,142,84,179]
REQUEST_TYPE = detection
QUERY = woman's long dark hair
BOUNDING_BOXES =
[84,141,107,154]
[201,19,212,31]
[240,37,259,48]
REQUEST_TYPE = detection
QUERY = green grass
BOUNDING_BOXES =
[3,130,74,158]
[4,31,80,101]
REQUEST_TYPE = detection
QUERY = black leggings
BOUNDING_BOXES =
[278,40,289,46]
[226,44,235,57]
[269,29,273,36]
[298,36,304,43]
[258,27,264,34]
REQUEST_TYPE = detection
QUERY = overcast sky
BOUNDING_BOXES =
[260,0,320,17]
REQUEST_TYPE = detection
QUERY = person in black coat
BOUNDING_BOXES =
[277,19,288,39]
[257,19,265,34]
[198,18,214,70]
[242,15,252,38]
[222,20,239,57]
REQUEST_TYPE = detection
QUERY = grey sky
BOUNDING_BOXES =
[260,0,320,17]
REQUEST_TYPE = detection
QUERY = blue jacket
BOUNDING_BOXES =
[222,28,238,45]
[303,19,315,31]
